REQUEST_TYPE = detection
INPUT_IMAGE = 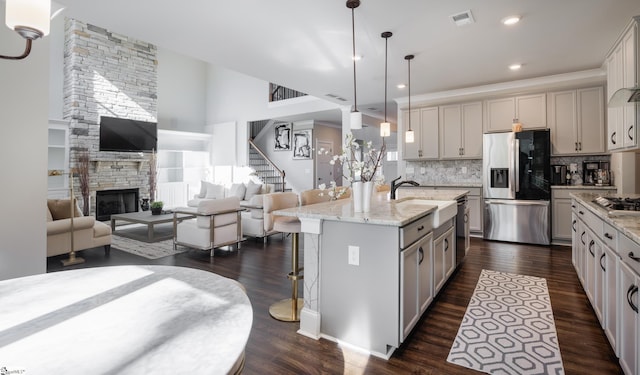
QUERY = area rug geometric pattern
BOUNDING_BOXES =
[447,269,564,375]
[110,236,186,260]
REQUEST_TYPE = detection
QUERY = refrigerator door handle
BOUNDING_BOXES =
[514,139,520,193]
[484,199,550,206]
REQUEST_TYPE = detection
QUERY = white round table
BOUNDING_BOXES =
[0,265,252,374]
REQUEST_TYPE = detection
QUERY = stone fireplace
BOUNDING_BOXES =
[63,18,158,217]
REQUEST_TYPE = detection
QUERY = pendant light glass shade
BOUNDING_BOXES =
[404,54,415,143]
[380,122,391,137]
[350,111,362,130]
[347,0,361,130]
[405,129,415,143]
[6,0,50,37]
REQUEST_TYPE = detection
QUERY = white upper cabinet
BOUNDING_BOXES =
[606,17,639,151]
[402,107,439,160]
[484,93,547,132]
[439,102,483,159]
[549,87,605,155]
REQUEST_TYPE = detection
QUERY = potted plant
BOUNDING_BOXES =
[150,201,163,215]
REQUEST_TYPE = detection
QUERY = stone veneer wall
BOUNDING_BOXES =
[63,18,158,215]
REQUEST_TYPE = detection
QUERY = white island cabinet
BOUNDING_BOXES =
[274,190,467,359]
[571,192,640,372]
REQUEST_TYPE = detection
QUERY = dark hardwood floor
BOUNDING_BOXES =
[47,236,623,374]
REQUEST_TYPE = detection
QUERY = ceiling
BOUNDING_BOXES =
[57,0,640,126]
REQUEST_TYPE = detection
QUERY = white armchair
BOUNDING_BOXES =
[173,196,243,257]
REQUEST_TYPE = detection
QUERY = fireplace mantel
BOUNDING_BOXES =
[92,158,147,172]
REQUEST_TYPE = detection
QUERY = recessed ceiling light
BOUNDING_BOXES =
[509,63,522,71]
[502,16,521,25]
[397,83,406,89]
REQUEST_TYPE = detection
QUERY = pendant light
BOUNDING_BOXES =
[380,31,392,138]
[405,54,415,143]
[346,0,362,130]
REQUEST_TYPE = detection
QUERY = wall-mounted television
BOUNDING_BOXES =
[99,116,157,152]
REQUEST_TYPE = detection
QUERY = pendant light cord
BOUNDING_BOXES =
[351,7,358,112]
[384,36,388,122]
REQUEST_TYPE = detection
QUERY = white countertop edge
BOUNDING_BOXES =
[570,192,640,244]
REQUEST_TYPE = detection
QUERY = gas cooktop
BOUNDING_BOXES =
[593,196,640,216]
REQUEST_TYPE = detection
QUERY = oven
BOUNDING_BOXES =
[456,195,470,265]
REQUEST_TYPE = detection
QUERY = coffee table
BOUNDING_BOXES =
[110,211,194,243]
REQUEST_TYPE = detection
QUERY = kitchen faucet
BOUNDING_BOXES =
[390,176,420,200]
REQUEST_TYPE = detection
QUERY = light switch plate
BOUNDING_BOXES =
[348,245,359,266]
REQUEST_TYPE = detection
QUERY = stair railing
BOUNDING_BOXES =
[248,138,286,192]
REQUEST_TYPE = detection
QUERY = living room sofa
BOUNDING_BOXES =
[187,181,274,208]
[46,199,112,257]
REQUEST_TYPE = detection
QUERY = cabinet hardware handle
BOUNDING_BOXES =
[589,240,595,257]
[572,220,577,232]
[417,225,425,231]
[611,132,617,145]
[461,148,464,155]
[418,247,424,265]
[444,238,449,251]
[575,142,578,151]
[571,205,576,208]
[605,233,613,240]
[629,125,634,141]
[578,141,582,150]
[629,252,640,262]
[627,284,639,313]
[581,231,586,245]
[600,253,606,272]
[579,210,584,215]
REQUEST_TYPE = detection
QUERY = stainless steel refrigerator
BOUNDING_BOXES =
[483,130,551,245]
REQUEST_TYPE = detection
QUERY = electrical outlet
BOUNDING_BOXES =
[461,166,467,173]
[420,167,426,174]
[348,245,359,266]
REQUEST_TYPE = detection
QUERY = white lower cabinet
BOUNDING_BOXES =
[400,232,433,341]
[434,225,455,294]
[618,260,638,375]
[603,244,619,353]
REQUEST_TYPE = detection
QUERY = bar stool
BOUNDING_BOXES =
[270,216,303,321]
[264,192,303,322]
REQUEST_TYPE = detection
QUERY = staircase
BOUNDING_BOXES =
[248,138,287,192]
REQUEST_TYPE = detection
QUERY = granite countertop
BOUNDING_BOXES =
[274,189,467,227]
[552,185,617,190]
[571,192,640,244]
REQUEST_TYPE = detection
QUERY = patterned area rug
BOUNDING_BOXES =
[110,235,186,260]
[447,269,564,375]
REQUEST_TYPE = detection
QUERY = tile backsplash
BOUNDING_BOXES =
[405,159,482,185]
[405,154,611,186]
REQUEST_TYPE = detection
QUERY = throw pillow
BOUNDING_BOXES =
[229,183,247,200]
[205,183,225,199]
[198,181,208,198]
[244,181,262,201]
[47,198,82,220]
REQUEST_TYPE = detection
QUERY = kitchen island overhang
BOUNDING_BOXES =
[273,189,468,359]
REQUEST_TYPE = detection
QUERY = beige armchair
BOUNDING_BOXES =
[46,199,111,257]
[173,196,243,257]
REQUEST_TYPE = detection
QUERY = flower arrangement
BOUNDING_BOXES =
[319,132,386,184]
[318,181,349,200]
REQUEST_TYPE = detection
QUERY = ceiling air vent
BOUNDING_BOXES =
[450,10,475,26]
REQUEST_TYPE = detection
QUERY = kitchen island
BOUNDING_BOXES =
[274,189,468,358]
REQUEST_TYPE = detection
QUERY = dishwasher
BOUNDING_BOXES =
[455,195,470,265]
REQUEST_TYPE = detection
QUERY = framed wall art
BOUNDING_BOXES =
[274,123,292,151]
[293,129,312,159]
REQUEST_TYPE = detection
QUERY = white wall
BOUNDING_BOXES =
[48,12,65,120]
[205,64,342,166]
[157,48,208,133]
[0,7,49,279]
